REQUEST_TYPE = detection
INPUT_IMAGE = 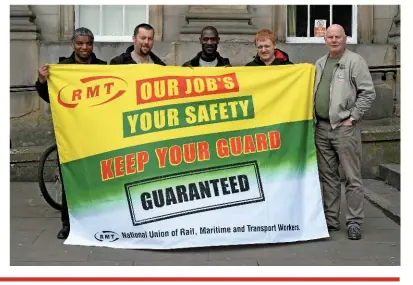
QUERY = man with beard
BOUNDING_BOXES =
[110,23,166,65]
[245,29,293,66]
[35,27,107,240]
[182,26,231,67]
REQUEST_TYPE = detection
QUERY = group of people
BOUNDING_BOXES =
[35,23,376,242]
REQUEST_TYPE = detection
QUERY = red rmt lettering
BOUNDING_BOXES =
[57,76,127,108]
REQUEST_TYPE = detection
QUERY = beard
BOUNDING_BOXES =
[139,46,150,56]
[202,45,217,57]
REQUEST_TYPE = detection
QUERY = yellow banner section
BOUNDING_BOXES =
[47,63,315,164]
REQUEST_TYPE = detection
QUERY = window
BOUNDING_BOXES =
[74,5,149,42]
[286,5,357,44]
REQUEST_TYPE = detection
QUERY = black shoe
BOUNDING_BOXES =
[57,225,70,239]
[347,225,362,240]
[327,225,340,231]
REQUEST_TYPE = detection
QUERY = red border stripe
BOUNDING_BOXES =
[0,277,400,282]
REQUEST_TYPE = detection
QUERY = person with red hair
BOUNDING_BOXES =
[246,29,293,66]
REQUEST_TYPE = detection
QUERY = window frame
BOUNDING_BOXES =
[285,5,358,44]
[74,5,150,42]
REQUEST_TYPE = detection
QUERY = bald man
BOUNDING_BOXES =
[313,24,376,240]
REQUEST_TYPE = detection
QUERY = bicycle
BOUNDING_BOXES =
[38,144,63,210]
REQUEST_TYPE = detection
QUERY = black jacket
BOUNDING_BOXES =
[35,52,107,103]
[109,45,166,65]
[182,51,231,67]
[245,49,293,66]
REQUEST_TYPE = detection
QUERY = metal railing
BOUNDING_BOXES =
[10,85,37,92]
[369,65,400,80]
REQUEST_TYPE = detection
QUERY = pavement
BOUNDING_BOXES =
[10,182,400,266]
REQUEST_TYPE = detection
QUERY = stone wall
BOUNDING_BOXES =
[10,5,400,149]
[37,42,398,68]
[29,5,400,43]
[162,6,188,42]
[10,4,42,139]
[373,5,399,44]
[30,5,60,41]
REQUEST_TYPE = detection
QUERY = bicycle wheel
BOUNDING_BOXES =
[38,144,63,210]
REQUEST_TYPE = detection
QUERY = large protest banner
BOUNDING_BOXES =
[47,63,329,249]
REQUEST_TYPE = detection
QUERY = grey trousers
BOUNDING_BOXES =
[315,119,364,228]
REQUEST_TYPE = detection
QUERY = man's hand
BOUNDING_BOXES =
[38,64,49,83]
[339,118,355,126]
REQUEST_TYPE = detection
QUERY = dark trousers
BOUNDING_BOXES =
[57,154,69,227]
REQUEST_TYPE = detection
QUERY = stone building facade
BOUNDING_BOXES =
[10,5,400,148]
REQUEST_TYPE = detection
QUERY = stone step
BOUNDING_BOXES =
[363,178,400,225]
[379,164,400,190]
[358,119,400,179]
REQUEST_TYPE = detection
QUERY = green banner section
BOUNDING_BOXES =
[62,119,316,211]
[122,96,254,136]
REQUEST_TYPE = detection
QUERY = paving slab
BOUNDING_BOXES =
[132,259,258,266]
[10,261,133,266]
[87,246,210,263]
[10,182,400,266]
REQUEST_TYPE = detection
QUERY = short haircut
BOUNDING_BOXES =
[200,26,219,37]
[72,27,94,43]
[255,29,276,45]
[133,23,155,36]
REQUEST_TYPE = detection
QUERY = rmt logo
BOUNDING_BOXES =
[94,230,120,242]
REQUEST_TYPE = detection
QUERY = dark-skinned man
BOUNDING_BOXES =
[183,26,231,67]
[35,27,107,240]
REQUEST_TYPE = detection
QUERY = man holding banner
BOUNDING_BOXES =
[314,24,376,240]
[35,27,107,240]
[109,23,166,66]
[182,26,231,67]
[245,29,293,66]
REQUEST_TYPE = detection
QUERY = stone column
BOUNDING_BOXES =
[10,5,51,148]
[388,11,400,45]
[10,5,40,118]
[180,5,257,42]
[358,6,374,44]
[149,5,163,41]
[272,5,286,42]
[10,5,39,40]
[59,5,74,40]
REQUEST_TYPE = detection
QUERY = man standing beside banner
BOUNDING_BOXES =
[313,24,376,240]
